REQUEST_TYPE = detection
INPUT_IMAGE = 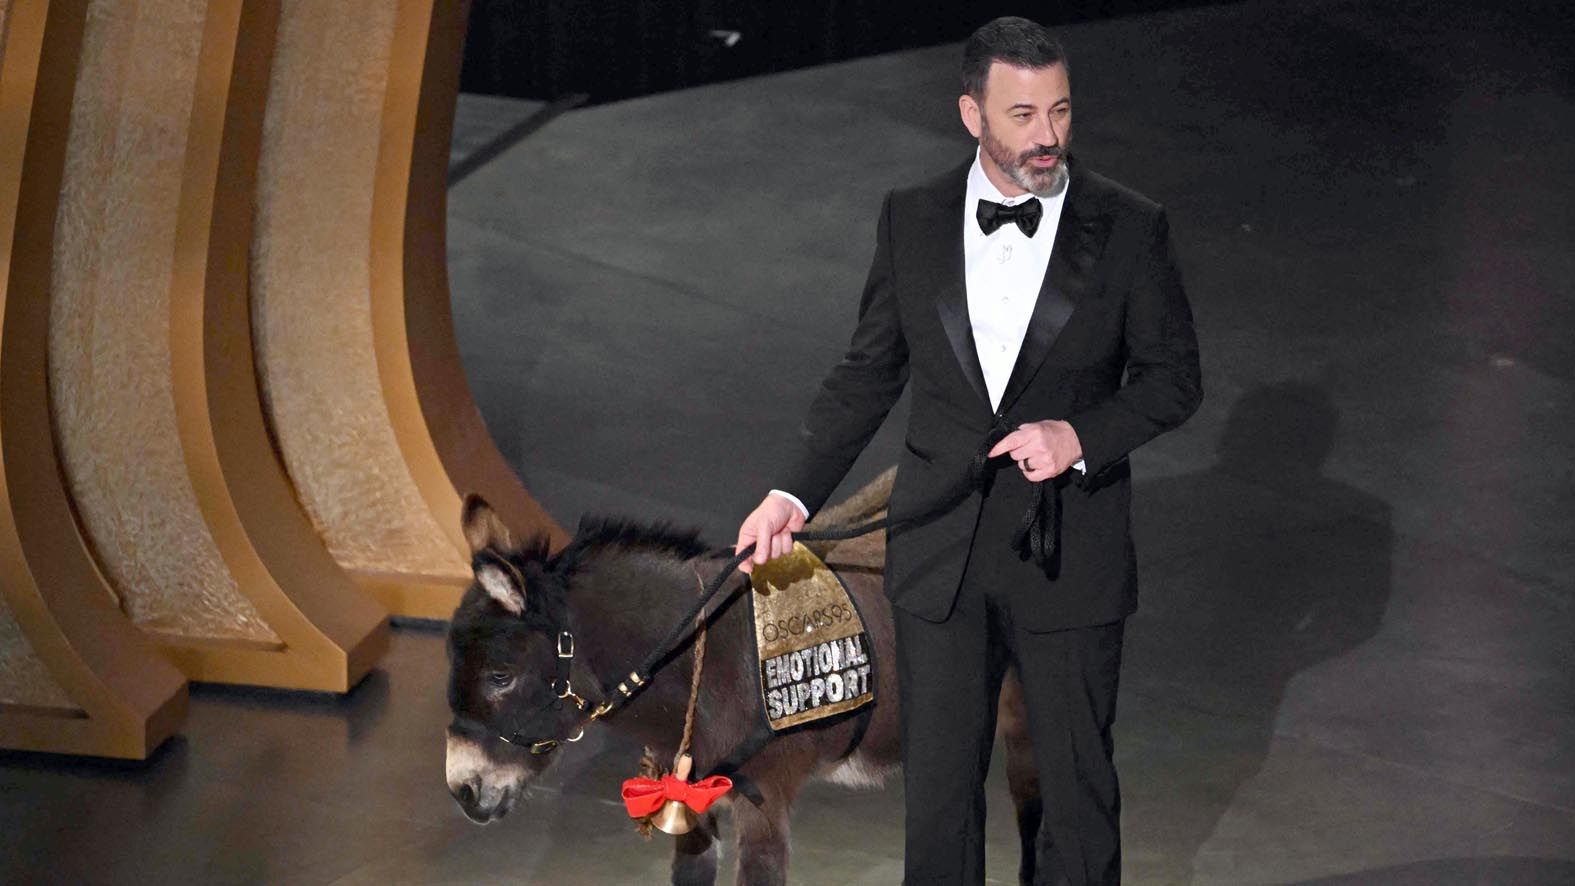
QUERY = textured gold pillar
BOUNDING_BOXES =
[253,0,564,620]
[3,0,555,754]
[0,0,186,758]
[383,0,567,574]
[46,0,386,692]
[3,0,555,758]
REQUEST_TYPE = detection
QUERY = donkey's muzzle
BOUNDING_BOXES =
[451,776,514,824]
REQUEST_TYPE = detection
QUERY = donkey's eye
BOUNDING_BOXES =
[487,671,515,689]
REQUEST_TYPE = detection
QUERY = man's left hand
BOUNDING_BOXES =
[988,420,1083,482]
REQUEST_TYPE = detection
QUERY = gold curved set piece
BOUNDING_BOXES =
[0,0,562,759]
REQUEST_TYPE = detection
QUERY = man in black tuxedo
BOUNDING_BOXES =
[736,17,1201,885]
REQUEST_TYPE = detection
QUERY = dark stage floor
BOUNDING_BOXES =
[4,0,1574,883]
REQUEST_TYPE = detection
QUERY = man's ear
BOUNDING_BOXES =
[461,494,516,556]
[474,558,526,616]
[959,93,983,140]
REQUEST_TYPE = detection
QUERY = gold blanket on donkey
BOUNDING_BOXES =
[748,468,893,731]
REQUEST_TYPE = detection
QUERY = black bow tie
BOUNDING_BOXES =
[976,197,1043,237]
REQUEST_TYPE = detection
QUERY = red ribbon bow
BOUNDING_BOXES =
[620,774,734,818]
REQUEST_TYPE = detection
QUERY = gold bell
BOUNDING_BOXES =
[651,754,698,836]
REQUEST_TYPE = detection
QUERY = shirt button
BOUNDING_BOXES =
[1000,345,1008,352]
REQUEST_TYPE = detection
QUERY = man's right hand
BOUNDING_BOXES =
[735,494,807,574]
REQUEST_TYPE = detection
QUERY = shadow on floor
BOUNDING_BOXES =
[1122,381,1394,881]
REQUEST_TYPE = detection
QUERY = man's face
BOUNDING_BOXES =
[960,61,1072,198]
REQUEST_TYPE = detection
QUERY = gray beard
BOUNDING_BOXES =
[981,122,1070,198]
[1018,161,1069,199]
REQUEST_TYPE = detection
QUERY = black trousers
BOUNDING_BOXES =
[894,557,1125,886]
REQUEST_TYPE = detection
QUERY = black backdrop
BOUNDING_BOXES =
[461,0,1218,104]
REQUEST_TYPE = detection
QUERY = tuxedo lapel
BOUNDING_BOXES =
[997,162,1109,414]
[926,164,992,411]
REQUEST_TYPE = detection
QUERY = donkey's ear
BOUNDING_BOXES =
[474,560,526,616]
[462,494,516,555]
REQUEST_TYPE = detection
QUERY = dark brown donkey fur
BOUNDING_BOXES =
[445,472,1044,886]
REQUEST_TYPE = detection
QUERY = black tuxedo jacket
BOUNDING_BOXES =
[780,156,1202,631]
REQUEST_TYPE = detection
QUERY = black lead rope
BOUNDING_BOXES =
[612,425,1063,725]
[533,427,1065,796]
[1013,475,1060,569]
[633,430,1011,692]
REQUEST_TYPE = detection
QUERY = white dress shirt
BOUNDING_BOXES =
[964,150,1065,409]
[963,152,1085,481]
[772,151,1080,520]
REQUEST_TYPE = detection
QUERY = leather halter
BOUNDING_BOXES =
[471,550,641,755]
[495,628,595,755]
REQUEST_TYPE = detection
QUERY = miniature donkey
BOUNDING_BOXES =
[445,474,1043,885]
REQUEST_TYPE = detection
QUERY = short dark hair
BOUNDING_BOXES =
[961,17,1068,98]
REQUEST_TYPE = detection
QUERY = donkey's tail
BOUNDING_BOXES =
[802,466,895,572]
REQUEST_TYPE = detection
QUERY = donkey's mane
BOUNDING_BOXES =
[552,516,710,577]
[454,516,711,626]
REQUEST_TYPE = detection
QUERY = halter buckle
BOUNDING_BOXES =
[557,631,575,658]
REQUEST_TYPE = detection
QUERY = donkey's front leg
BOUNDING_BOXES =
[671,810,720,886]
[732,794,792,886]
